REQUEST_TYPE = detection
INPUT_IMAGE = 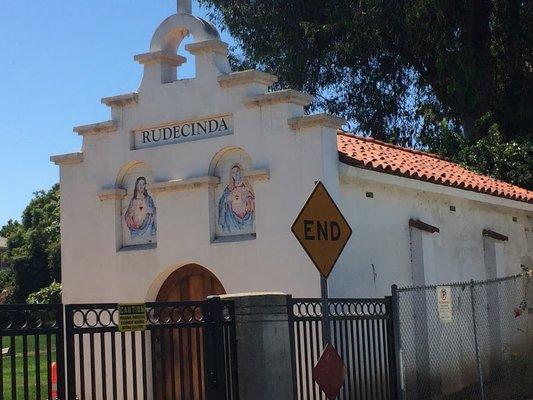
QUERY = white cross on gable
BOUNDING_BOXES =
[177,0,192,14]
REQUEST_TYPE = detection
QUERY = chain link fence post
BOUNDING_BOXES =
[469,279,486,400]
[391,284,405,400]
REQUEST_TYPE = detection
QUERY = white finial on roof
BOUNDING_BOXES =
[177,0,192,14]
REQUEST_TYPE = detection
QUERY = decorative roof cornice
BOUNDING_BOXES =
[288,113,346,130]
[98,189,127,201]
[50,152,84,166]
[185,39,228,55]
[101,93,138,108]
[73,120,118,136]
[243,169,270,182]
[151,176,220,194]
[134,51,187,67]
[218,70,278,88]
[244,89,314,108]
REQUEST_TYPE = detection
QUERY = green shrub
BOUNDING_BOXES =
[26,281,62,304]
[0,269,15,303]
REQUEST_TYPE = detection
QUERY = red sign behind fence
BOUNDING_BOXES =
[312,344,347,399]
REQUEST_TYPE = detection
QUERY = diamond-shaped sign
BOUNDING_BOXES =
[291,182,352,278]
[313,344,347,399]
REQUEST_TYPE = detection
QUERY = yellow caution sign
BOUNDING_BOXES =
[118,303,147,332]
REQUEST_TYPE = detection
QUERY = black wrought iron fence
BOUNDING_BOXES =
[0,303,65,400]
[288,297,397,400]
[64,298,238,400]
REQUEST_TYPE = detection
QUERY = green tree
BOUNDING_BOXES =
[1,184,61,303]
[199,0,532,188]
[0,219,21,239]
[455,125,532,188]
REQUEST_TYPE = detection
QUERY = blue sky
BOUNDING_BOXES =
[0,1,233,227]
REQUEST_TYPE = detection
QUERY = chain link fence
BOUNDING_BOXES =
[392,273,532,400]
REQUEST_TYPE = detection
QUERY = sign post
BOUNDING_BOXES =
[320,276,331,345]
[291,181,352,344]
[291,181,352,399]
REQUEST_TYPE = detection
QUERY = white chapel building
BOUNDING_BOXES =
[52,5,533,305]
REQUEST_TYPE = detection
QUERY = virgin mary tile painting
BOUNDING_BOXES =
[124,176,157,243]
[218,165,255,234]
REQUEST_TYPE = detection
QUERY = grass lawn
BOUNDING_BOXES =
[2,335,57,399]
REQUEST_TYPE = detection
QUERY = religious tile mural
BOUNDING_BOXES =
[121,164,157,247]
[218,164,255,233]
[213,149,255,239]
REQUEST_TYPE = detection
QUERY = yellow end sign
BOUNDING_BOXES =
[291,182,352,278]
[118,303,147,332]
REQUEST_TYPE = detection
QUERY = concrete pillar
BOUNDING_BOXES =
[215,292,294,400]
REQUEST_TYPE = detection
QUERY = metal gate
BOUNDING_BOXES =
[0,303,65,400]
[288,297,398,400]
[64,298,238,400]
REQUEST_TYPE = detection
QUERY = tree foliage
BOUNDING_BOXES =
[26,282,62,304]
[199,0,532,188]
[454,126,532,189]
[0,184,61,303]
[0,269,15,304]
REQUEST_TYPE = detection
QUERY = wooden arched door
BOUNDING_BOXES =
[156,264,226,303]
[154,264,226,400]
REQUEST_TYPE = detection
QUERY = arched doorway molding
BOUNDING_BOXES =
[146,263,226,302]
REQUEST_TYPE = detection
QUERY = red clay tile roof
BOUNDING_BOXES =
[337,132,533,204]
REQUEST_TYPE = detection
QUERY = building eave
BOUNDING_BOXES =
[101,93,138,107]
[50,152,84,166]
[339,162,533,212]
[218,70,278,88]
[73,121,118,136]
[288,113,346,130]
[244,89,314,108]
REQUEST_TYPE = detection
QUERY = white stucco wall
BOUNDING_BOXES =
[59,126,338,303]
[329,168,532,298]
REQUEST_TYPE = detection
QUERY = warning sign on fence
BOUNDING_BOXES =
[118,303,147,332]
[436,286,453,323]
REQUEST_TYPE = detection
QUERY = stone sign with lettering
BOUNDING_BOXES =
[133,114,233,149]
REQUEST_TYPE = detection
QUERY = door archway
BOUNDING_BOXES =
[156,264,226,302]
[154,264,226,400]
